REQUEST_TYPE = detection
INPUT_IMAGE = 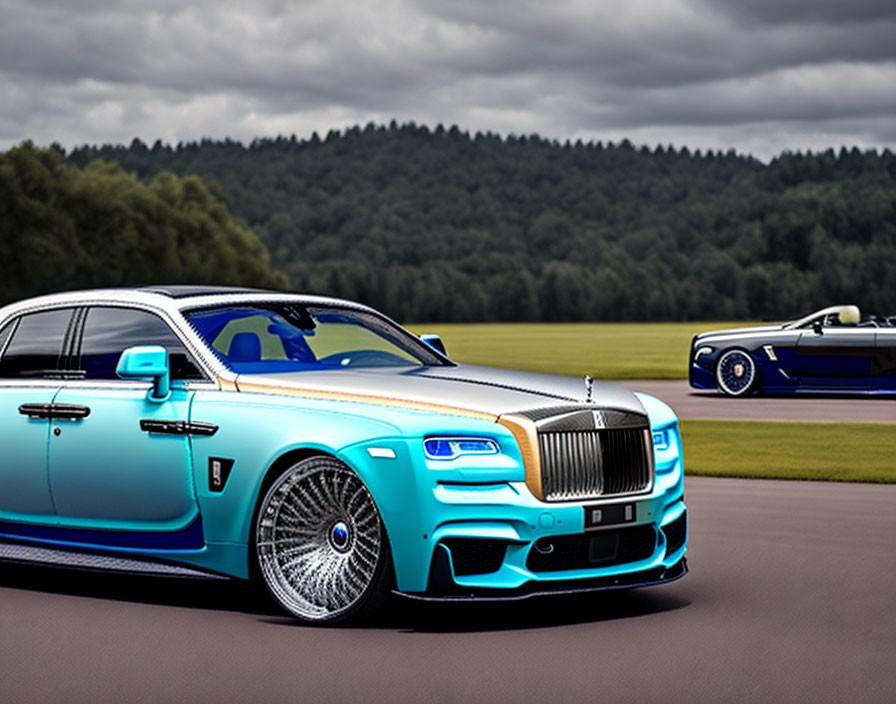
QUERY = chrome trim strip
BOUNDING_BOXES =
[0,315,19,358]
[696,331,793,343]
[139,419,218,436]
[0,379,220,392]
[184,381,221,391]
[0,379,63,389]
[0,541,227,579]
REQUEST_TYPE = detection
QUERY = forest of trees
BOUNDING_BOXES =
[6,123,896,322]
[0,142,287,304]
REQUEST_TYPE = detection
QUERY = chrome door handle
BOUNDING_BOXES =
[18,403,54,419]
[51,404,91,419]
[139,419,218,436]
[18,403,90,420]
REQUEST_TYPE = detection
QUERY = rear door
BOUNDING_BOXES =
[0,308,75,523]
[48,306,205,538]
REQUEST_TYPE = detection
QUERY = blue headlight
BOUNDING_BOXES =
[652,430,670,451]
[424,437,500,460]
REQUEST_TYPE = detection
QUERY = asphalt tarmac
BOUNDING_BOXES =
[622,380,896,422]
[1,476,894,704]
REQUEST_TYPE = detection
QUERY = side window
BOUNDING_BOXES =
[78,307,204,381]
[0,308,75,379]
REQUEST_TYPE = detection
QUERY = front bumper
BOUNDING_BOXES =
[690,361,716,390]
[403,479,687,598]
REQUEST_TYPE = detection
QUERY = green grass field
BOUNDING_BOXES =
[682,420,896,483]
[407,321,758,379]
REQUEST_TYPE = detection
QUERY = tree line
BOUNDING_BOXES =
[7,122,896,321]
[0,142,287,305]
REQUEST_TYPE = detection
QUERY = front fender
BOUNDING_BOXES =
[188,391,402,555]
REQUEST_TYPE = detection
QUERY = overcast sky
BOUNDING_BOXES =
[1,0,895,160]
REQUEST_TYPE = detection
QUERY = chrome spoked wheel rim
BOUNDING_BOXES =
[256,458,382,622]
[716,350,756,396]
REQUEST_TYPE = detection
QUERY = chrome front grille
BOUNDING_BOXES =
[538,427,653,502]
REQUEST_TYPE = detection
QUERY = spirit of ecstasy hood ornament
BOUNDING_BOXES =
[584,375,594,403]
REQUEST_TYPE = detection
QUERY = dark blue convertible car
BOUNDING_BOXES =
[689,305,896,396]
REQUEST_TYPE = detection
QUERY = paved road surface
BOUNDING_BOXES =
[2,477,894,704]
[621,380,896,422]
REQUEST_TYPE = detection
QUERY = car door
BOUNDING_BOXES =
[0,307,75,523]
[47,306,205,538]
[795,327,874,390]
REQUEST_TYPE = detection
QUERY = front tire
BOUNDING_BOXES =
[715,349,758,396]
[255,455,391,624]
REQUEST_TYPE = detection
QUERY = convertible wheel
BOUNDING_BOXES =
[715,349,758,396]
[255,456,391,624]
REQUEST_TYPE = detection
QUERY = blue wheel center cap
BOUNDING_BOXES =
[330,521,351,552]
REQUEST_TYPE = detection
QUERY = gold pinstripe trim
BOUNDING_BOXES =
[497,414,543,500]
[231,380,498,421]
[216,377,239,392]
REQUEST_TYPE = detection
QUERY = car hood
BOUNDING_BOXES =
[234,364,647,419]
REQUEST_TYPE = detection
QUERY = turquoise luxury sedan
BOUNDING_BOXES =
[0,287,687,623]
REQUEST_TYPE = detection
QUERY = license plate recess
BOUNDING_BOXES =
[584,502,636,529]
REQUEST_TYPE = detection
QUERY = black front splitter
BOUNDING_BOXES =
[394,557,688,603]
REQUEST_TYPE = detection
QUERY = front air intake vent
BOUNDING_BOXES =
[662,511,688,555]
[526,524,658,572]
[441,538,508,576]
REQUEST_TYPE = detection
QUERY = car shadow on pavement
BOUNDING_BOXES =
[259,588,692,633]
[390,588,691,633]
[1,561,691,632]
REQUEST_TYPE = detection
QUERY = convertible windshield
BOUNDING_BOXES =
[185,304,445,373]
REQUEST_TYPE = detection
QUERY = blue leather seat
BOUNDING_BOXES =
[228,332,262,362]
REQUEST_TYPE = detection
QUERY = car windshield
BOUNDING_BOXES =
[185,304,445,374]
[784,305,861,330]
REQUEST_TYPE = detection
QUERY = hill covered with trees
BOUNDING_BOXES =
[0,143,287,304]
[56,124,896,321]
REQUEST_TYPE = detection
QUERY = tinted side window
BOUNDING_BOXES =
[79,307,204,380]
[0,308,74,379]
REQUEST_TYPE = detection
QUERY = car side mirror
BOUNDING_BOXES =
[420,334,447,356]
[116,345,171,401]
[812,320,823,335]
